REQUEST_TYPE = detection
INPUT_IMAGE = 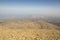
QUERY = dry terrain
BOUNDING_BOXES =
[0,20,60,40]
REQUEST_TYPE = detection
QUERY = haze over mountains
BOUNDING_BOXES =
[0,14,60,26]
[0,15,60,30]
[0,13,60,18]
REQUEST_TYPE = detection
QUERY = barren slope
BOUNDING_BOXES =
[0,20,60,40]
[0,20,59,30]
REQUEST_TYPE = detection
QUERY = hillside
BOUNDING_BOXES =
[0,29,60,40]
[0,20,60,40]
[0,20,59,30]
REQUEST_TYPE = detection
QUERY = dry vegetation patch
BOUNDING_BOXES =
[0,29,60,40]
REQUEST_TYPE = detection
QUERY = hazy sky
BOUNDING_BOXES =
[0,0,60,17]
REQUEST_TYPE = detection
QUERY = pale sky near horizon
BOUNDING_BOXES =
[0,0,60,17]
